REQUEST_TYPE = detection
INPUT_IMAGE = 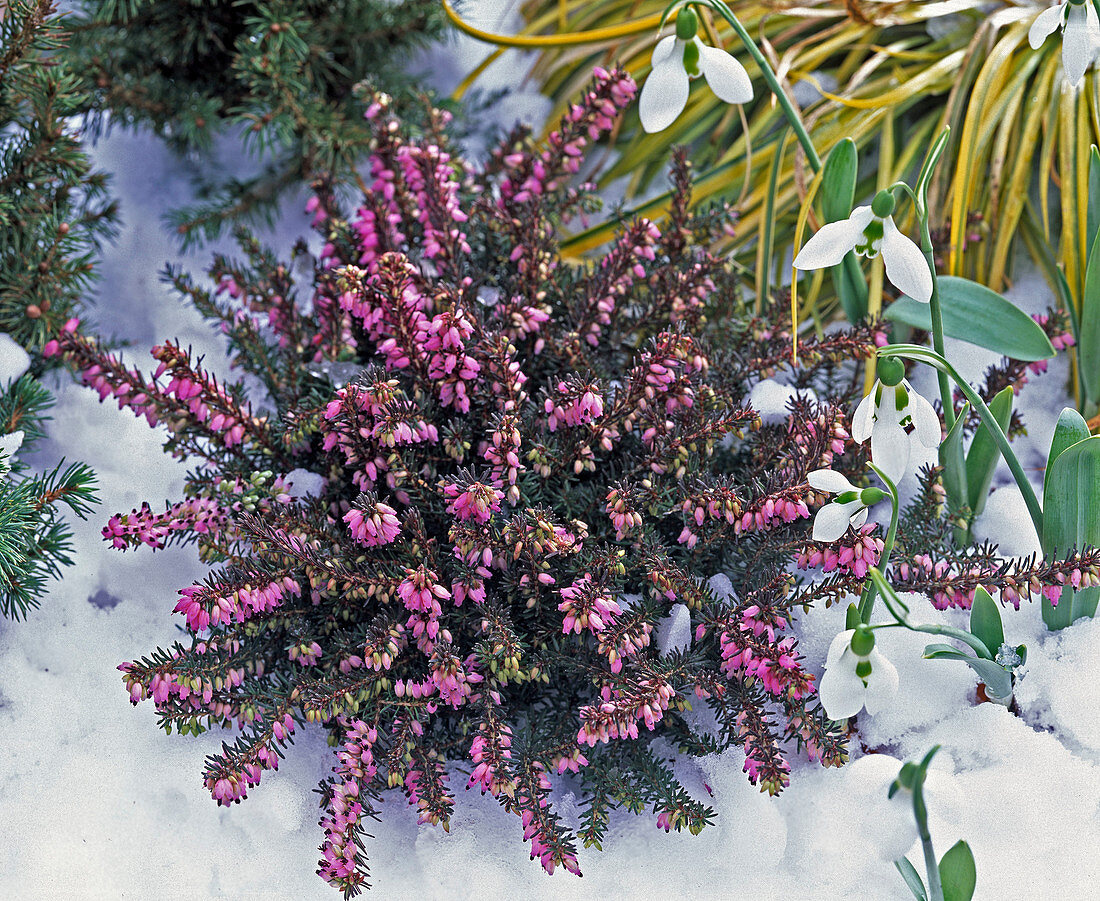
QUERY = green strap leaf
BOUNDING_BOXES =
[1080,217,1100,405]
[922,644,1012,699]
[1041,433,1100,629]
[968,587,1004,660]
[1088,144,1100,256]
[822,138,857,223]
[895,858,928,901]
[965,385,1013,518]
[939,840,977,901]
[885,277,1056,362]
[940,400,970,536]
[1044,408,1091,500]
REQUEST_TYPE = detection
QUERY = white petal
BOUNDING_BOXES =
[639,54,690,134]
[903,381,942,448]
[651,34,679,68]
[871,418,911,485]
[862,649,900,715]
[818,657,867,721]
[793,207,875,270]
[1063,3,1094,86]
[698,42,754,104]
[882,217,933,303]
[850,506,868,530]
[807,468,855,494]
[0,333,31,385]
[825,630,855,669]
[1029,3,1066,49]
[813,499,863,542]
[852,387,878,443]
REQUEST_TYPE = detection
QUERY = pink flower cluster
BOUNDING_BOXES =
[795,523,883,579]
[581,220,661,346]
[576,677,675,746]
[515,762,581,876]
[558,573,622,635]
[173,573,300,632]
[499,66,636,204]
[103,497,226,550]
[318,719,378,893]
[442,476,504,523]
[482,414,524,505]
[544,378,604,431]
[1027,313,1076,376]
[468,719,516,797]
[344,498,401,546]
[395,143,470,265]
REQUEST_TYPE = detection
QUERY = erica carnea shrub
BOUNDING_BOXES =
[50,68,919,892]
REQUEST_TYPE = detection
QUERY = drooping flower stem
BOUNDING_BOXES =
[857,464,900,623]
[919,222,956,434]
[878,344,1044,542]
[700,0,821,172]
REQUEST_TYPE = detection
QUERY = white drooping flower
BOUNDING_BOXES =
[807,468,883,543]
[638,7,753,134]
[852,376,941,486]
[793,190,933,303]
[818,626,899,721]
[1029,0,1100,88]
[0,333,31,386]
[0,430,24,475]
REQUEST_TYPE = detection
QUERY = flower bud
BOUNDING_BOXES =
[876,356,905,387]
[675,7,699,40]
[850,624,876,657]
[871,189,896,219]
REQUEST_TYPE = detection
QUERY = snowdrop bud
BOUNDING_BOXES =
[870,189,896,218]
[876,356,904,387]
[849,624,875,657]
[675,7,698,39]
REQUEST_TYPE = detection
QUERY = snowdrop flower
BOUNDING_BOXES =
[818,624,898,720]
[0,332,31,385]
[0,430,24,475]
[1029,0,1100,88]
[853,358,941,486]
[807,468,885,543]
[793,189,932,303]
[639,7,753,134]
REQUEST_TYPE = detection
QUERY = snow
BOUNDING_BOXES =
[3,7,1100,900]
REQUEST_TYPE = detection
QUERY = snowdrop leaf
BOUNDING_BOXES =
[821,139,857,225]
[1087,144,1100,255]
[922,643,972,661]
[968,588,1004,661]
[885,277,1057,362]
[894,858,928,901]
[924,649,1011,700]
[1041,432,1100,629]
[938,839,977,901]
[1080,216,1100,405]
[965,385,1013,518]
[1044,408,1091,501]
[938,400,970,526]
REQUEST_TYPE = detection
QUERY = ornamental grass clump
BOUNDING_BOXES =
[48,69,905,893]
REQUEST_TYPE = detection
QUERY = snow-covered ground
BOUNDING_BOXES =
[3,5,1100,899]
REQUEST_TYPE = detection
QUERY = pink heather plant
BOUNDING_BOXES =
[45,70,1005,894]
